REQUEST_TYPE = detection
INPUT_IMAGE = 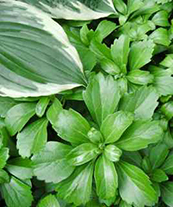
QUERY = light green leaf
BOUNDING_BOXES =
[0,147,9,169]
[36,97,50,118]
[150,66,173,96]
[111,35,130,73]
[95,155,118,200]
[161,182,173,207]
[127,0,144,15]
[113,0,127,14]
[151,169,168,183]
[161,153,173,175]
[129,40,155,70]
[0,176,33,207]
[100,111,134,144]
[160,54,173,68]
[150,28,170,46]
[127,70,154,85]
[0,97,18,118]
[17,0,116,20]
[17,118,48,158]
[83,73,121,126]
[0,169,10,184]
[152,10,170,27]
[5,103,36,136]
[120,86,159,120]
[56,162,94,206]
[67,143,99,166]
[104,145,122,162]
[37,194,60,207]
[53,109,90,145]
[117,161,157,207]
[116,120,163,151]
[100,58,120,75]
[87,127,104,144]
[6,158,33,180]
[149,143,169,170]
[0,1,86,98]
[161,101,173,120]
[32,142,74,183]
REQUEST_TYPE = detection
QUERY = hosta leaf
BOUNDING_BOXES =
[0,0,86,98]
[0,176,33,207]
[129,40,155,70]
[35,97,50,118]
[17,118,48,158]
[161,182,173,207]
[37,194,60,207]
[0,147,9,169]
[53,109,90,145]
[117,161,157,207]
[6,158,33,180]
[161,152,173,175]
[17,0,116,20]
[56,162,94,206]
[116,120,163,151]
[67,143,99,166]
[5,103,36,136]
[0,169,10,184]
[83,73,121,126]
[95,155,118,200]
[150,66,173,96]
[120,86,159,120]
[100,111,134,144]
[32,142,75,183]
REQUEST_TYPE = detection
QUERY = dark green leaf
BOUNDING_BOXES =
[0,169,9,184]
[151,169,168,183]
[161,152,173,175]
[161,182,173,207]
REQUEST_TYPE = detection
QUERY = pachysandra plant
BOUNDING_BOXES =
[0,0,173,207]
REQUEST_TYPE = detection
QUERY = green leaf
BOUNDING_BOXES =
[0,97,18,118]
[17,118,48,158]
[37,194,60,207]
[104,145,122,162]
[120,86,159,120]
[161,101,173,120]
[95,20,117,42]
[0,169,10,184]
[32,142,74,183]
[127,0,144,15]
[95,155,118,200]
[0,127,9,148]
[0,176,33,207]
[119,200,132,207]
[111,35,130,73]
[6,158,33,180]
[150,28,170,46]
[122,151,142,167]
[152,10,170,27]
[151,169,168,183]
[36,97,50,118]
[161,153,173,175]
[46,98,62,125]
[0,147,9,169]
[160,54,173,68]
[149,143,169,170]
[56,162,94,206]
[87,127,104,144]
[100,58,120,75]
[117,161,157,207]
[116,120,163,151]
[83,73,121,126]
[17,0,116,20]
[100,111,134,144]
[129,40,155,70]
[67,143,99,166]
[161,182,173,207]
[127,70,154,85]
[5,103,36,136]
[150,66,173,96]
[0,1,86,98]
[53,109,90,145]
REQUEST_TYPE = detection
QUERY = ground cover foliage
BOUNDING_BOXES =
[1,0,173,206]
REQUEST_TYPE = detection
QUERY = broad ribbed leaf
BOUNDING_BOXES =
[100,111,134,144]
[117,161,157,207]
[0,176,33,207]
[16,0,116,20]
[32,142,75,183]
[116,120,163,151]
[56,162,94,206]
[37,195,60,207]
[0,0,86,98]
[83,73,121,126]
[17,118,48,158]
[95,155,118,200]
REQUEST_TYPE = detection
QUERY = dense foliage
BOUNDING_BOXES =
[1,0,173,206]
